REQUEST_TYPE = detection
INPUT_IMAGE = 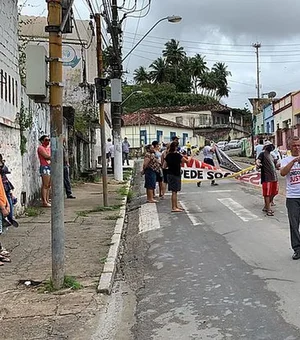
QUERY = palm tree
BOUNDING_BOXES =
[133,66,150,85]
[212,62,232,80]
[212,62,231,98]
[149,57,169,83]
[199,72,218,97]
[162,39,186,84]
[162,39,186,66]
[189,54,209,93]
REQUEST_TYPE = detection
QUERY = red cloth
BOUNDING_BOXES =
[262,181,279,197]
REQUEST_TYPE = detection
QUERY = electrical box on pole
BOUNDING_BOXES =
[61,0,73,33]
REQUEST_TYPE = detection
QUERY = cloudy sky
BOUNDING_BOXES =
[20,0,300,108]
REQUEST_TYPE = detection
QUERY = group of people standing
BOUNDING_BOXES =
[105,137,131,173]
[142,136,188,212]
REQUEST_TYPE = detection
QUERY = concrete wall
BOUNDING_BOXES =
[0,1,50,212]
[155,111,212,128]
[274,106,292,129]
[255,112,264,134]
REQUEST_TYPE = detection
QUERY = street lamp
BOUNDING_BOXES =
[121,90,143,106]
[122,15,182,62]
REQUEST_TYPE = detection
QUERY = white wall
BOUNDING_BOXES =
[0,1,50,212]
[274,106,293,129]
[155,111,212,128]
[122,124,194,147]
[0,1,21,121]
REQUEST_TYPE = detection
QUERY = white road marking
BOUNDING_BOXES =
[139,203,161,234]
[180,201,203,226]
[209,190,238,193]
[218,198,262,222]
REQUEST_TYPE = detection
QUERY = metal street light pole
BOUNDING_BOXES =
[110,13,182,181]
[121,90,143,106]
[122,16,182,62]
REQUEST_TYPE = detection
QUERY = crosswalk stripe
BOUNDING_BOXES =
[180,201,203,226]
[218,198,262,222]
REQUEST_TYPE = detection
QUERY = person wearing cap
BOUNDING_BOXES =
[256,141,280,216]
[280,136,300,260]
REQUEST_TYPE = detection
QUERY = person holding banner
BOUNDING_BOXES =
[166,142,188,212]
[197,140,218,187]
[160,143,170,198]
[142,144,161,203]
[280,136,300,260]
[256,141,279,216]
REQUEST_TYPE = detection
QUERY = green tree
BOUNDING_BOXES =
[162,39,186,88]
[162,39,186,66]
[212,62,232,98]
[149,57,169,83]
[189,54,209,94]
[133,66,150,85]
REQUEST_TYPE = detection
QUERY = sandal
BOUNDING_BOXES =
[0,256,10,263]
[266,210,274,216]
[0,261,4,266]
[0,250,9,257]
[171,208,184,213]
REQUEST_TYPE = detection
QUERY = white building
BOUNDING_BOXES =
[122,111,195,148]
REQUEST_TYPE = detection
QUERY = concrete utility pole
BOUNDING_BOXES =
[251,42,261,158]
[111,0,123,181]
[46,0,65,289]
[253,42,261,100]
[95,13,108,206]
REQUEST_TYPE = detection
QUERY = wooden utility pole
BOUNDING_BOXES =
[95,13,108,206]
[46,0,65,289]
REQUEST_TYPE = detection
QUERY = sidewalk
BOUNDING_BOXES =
[0,176,130,340]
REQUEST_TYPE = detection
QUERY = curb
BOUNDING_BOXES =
[97,176,132,294]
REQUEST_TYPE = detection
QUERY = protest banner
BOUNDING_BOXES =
[181,156,261,185]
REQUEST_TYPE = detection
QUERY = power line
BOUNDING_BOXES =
[123,35,300,57]
[124,30,300,48]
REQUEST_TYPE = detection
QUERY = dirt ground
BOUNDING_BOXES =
[0,179,129,340]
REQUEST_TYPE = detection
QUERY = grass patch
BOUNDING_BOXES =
[123,170,133,181]
[76,211,88,217]
[24,206,41,217]
[40,276,83,293]
[89,204,121,213]
[100,256,107,264]
[118,185,128,196]
[76,204,122,217]
[104,214,121,220]
[127,189,134,202]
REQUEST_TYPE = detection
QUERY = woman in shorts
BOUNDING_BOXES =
[37,135,51,207]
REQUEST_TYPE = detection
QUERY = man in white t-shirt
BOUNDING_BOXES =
[197,140,218,187]
[109,143,115,173]
[106,138,112,167]
[280,136,300,260]
[255,140,264,159]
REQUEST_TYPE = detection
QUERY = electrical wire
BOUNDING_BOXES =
[124,0,145,70]
[122,36,300,60]
[124,30,300,49]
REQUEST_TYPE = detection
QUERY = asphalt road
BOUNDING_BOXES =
[126,179,300,340]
